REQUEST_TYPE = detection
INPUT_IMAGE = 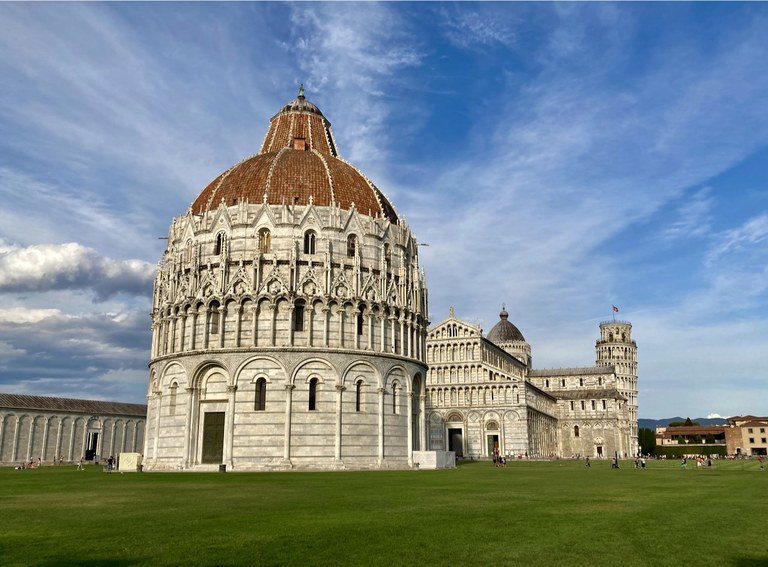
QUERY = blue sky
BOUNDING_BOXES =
[1,2,766,419]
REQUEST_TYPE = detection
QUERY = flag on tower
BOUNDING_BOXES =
[612,305,619,313]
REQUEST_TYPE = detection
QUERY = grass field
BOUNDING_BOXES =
[1,458,766,566]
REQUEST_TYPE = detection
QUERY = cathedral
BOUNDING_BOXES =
[426,308,637,460]
[144,89,637,471]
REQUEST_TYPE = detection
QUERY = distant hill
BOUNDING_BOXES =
[638,417,728,430]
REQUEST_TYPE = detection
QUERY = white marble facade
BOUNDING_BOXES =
[144,90,429,471]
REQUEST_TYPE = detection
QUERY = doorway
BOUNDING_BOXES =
[596,446,603,457]
[487,434,499,458]
[448,428,463,458]
[201,412,225,464]
[85,432,99,461]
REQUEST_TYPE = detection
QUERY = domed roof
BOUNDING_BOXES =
[487,307,526,343]
[189,87,399,223]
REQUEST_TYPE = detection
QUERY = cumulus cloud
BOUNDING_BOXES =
[0,240,154,300]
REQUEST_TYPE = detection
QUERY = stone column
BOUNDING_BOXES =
[151,392,161,464]
[190,310,198,350]
[80,423,88,461]
[367,311,374,350]
[0,414,5,459]
[179,313,187,352]
[377,387,386,467]
[354,309,361,350]
[182,387,195,468]
[307,305,314,347]
[67,419,75,462]
[219,306,227,348]
[334,384,345,466]
[55,419,63,463]
[110,422,117,462]
[288,306,295,347]
[406,392,413,467]
[322,307,330,347]
[201,307,210,349]
[224,385,237,467]
[10,416,20,462]
[399,314,406,358]
[420,394,427,451]
[247,303,256,347]
[378,315,385,352]
[40,419,49,461]
[270,304,277,347]
[235,305,243,347]
[120,421,128,454]
[282,384,294,467]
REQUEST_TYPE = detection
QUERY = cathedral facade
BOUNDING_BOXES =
[144,90,428,471]
[425,308,637,459]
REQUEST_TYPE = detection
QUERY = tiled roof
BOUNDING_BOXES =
[553,388,626,401]
[0,393,147,417]
[659,426,726,437]
[530,367,614,377]
[189,92,399,223]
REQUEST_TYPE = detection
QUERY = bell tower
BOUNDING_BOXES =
[596,320,638,455]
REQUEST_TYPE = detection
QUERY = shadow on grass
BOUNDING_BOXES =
[730,555,768,567]
[33,560,141,567]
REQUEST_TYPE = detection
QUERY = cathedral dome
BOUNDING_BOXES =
[189,88,399,223]
[487,307,525,343]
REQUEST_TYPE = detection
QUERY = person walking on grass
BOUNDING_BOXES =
[76,457,84,471]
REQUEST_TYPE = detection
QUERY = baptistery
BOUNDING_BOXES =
[144,88,429,470]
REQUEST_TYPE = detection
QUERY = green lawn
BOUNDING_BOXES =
[1,459,766,566]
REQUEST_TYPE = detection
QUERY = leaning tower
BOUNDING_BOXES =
[595,320,638,456]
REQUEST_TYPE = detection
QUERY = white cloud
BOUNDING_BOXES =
[438,5,518,49]
[0,240,154,300]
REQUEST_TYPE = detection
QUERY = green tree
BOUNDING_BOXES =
[705,434,715,444]
[691,435,702,444]
[638,427,657,455]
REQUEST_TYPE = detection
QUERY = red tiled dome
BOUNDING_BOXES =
[189,90,398,223]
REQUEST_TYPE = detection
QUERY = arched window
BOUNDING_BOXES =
[347,234,357,257]
[303,231,316,255]
[258,228,271,254]
[214,232,225,256]
[309,378,318,411]
[598,377,603,386]
[208,303,220,335]
[574,425,580,438]
[254,378,266,411]
[293,300,305,332]
[355,380,363,412]
[579,378,584,387]
[356,310,364,336]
